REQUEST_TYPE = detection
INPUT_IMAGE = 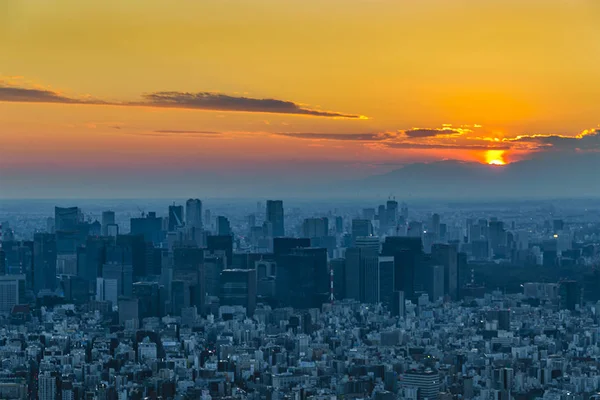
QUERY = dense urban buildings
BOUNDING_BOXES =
[1,198,600,399]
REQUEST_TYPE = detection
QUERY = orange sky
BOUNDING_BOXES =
[1,0,600,196]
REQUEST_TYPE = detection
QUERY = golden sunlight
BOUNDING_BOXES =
[485,150,507,166]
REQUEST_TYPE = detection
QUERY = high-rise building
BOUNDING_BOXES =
[217,216,232,236]
[276,247,327,309]
[133,281,160,319]
[273,237,310,257]
[130,212,164,244]
[207,235,233,267]
[302,217,329,238]
[220,269,257,315]
[55,206,81,232]
[344,247,362,301]
[266,200,284,237]
[351,219,373,245]
[96,277,118,306]
[386,200,398,229]
[168,204,184,231]
[102,262,133,298]
[186,199,203,230]
[33,233,57,294]
[431,244,458,300]
[101,211,115,236]
[0,274,26,313]
[382,237,424,302]
[38,372,57,400]
[402,369,440,400]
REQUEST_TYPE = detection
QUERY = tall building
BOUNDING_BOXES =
[185,199,203,230]
[220,269,257,315]
[386,200,398,229]
[133,281,160,319]
[431,244,458,300]
[266,200,284,237]
[38,372,57,400]
[101,211,115,236]
[33,233,57,294]
[207,235,233,267]
[0,274,26,313]
[168,204,184,232]
[273,237,310,256]
[382,237,424,302]
[102,262,133,298]
[302,217,329,238]
[276,247,328,309]
[402,369,440,400]
[217,216,232,236]
[351,219,373,244]
[55,206,81,232]
[130,212,164,244]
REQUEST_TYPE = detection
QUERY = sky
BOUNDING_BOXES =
[1,0,600,198]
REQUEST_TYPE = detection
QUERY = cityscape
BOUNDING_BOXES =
[1,198,600,400]
[2,1,600,400]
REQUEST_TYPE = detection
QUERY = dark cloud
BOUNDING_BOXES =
[275,132,386,141]
[0,83,365,119]
[382,142,511,151]
[403,128,461,138]
[0,86,84,104]
[507,129,600,151]
[141,92,365,118]
[154,130,221,135]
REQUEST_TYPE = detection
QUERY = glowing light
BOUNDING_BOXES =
[485,150,506,166]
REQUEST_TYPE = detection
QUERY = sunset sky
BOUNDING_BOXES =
[1,0,600,197]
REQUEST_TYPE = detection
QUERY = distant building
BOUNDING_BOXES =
[266,200,284,237]
[0,274,26,313]
[220,269,257,315]
[186,198,203,230]
[168,204,184,232]
[101,211,115,236]
[402,369,440,400]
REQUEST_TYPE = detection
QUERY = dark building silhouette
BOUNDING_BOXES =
[186,199,203,230]
[382,237,424,302]
[207,235,233,267]
[351,219,373,245]
[33,233,57,294]
[101,211,115,236]
[220,268,257,315]
[55,206,81,232]
[276,247,328,309]
[302,217,329,238]
[266,200,284,237]
[330,258,346,300]
[116,234,147,279]
[168,204,184,232]
[216,216,232,236]
[560,280,580,311]
[130,212,164,244]
[431,244,458,300]
[133,281,161,319]
[173,247,205,314]
[273,237,310,257]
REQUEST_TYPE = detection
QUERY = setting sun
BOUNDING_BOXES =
[485,150,507,166]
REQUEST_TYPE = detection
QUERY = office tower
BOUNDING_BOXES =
[130,212,164,244]
[204,209,212,228]
[78,236,111,291]
[329,258,345,300]
[247,214,256,230]
[101,211,115,236]
[424,264,445,302]
[431,244,458,300]
[386,200,398,229]
[38,372,57,400]
[266,200,284,237]
[220,269,257,315]
[0,275,26,313]
[55,206,81,232]
[46,217,55,234]
[217,216,232,236]
[115,234,146,279]
[392,290,405,317]
[401,203,409,221]
[133,281,160,319]
[335,216,343,234]
[63,276,89,304]
[560,280,580,311]
[472,240,490,260]
[173,247,205,312]
[355,236,380,255]
[382,237,424,302]
[186,198,203,230]
[351,219,373,245]
[276,247,328,309]
[344,247,362,301]
[204,253,226,297]
[171,280,186,316]
[102,262,133,298]
[302,217,329,238]
[362,208,376,221]
[489,220,506,255]
[33,233,57,294]
[407,221,423,238]
[96,277,118,305]
[378,256,395,308]
[207,235,233,267]
[402,369,440,400]
[430,213,441,239]
[362,253,380,304]
[168,204,184,231]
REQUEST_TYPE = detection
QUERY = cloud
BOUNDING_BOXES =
[505,128,600,151]
[402,127,463,138]
[381,142,511,150]
[275,132,389,141]
[0,81,365,119]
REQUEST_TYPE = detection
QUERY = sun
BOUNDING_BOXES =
[485,150,507,166]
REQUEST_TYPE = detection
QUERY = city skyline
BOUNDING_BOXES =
[1,0,600,197]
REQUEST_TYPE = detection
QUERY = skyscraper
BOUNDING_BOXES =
[217,216,232,236]
[185,198,203,230]
[431,243,458,300]
[33,233,57,294]
[351,219,373,245]
[55,207,81,232]
[220,268,257,315]
[168,204,184,232]
[101,211,115,236]
[382,236,424,302]
[266,200,284,237]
